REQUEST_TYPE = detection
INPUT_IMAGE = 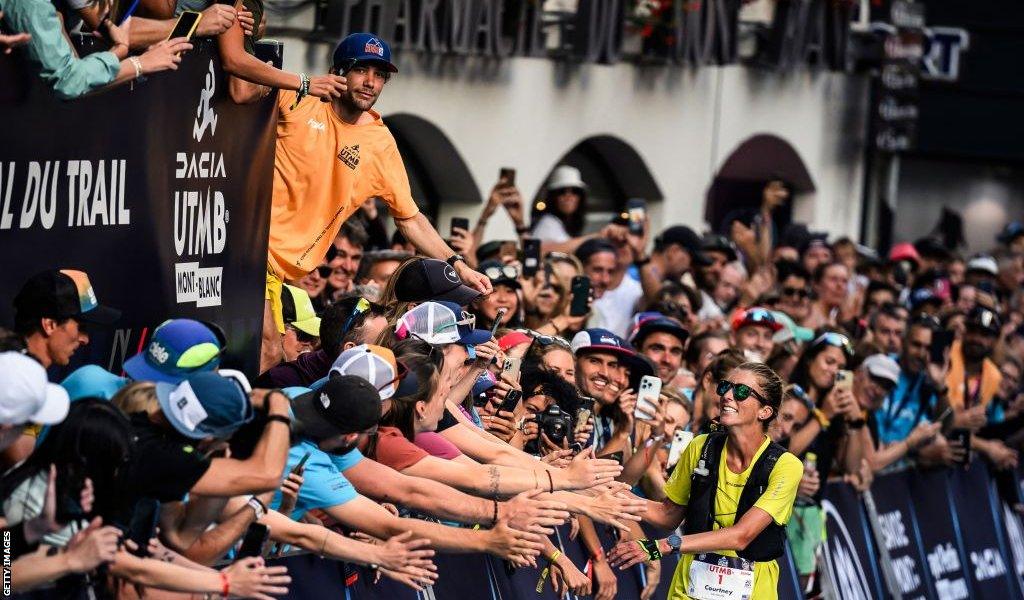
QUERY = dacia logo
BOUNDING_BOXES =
[337,144,360,170]
[149,342,170,365]
[193,61,218,142]
[320,392,331,408]
[364,39,384,57]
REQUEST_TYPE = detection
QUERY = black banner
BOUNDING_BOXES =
[821,482,887,599]
[908,469,971,599]
[949,461,1020,598]
[0,41,276,378]
[871,471,931,599]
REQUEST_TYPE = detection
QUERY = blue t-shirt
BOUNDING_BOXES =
[876,370,935,445]
[270,440,363,519]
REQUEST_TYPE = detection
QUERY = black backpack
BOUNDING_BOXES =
[681,431,789,561]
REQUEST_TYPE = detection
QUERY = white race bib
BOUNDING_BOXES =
[686,553,755,600]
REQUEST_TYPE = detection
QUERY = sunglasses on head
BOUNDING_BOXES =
[744,308,776,324]
[812,332,854,357]
[484,265,519,281]
[782,286,810,299]
[717,379,767,403]
[341,297,372,335]
[521,329,571,349]
[786,384,814,412]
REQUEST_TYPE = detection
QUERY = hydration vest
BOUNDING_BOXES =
[682,431,789,562]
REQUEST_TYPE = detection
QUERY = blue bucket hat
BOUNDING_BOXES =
[124,319,222,384]
[332,33,398,73]
[155,372,253,440]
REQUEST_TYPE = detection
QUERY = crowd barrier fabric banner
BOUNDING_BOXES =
[907,469,972,599]
[948,461,1019,598]
[870,471,932,599]
[0,41,276,378]
[821,481,887,599]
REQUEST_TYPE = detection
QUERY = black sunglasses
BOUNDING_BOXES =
[782,286,810,299]
[717,379,767,403]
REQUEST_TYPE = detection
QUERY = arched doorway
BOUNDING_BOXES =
[383,114,480,221]
[705,134,815,235]
[537,135,663,233]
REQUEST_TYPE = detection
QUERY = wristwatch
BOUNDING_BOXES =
[666,534,682,554]
[446,254,466,268]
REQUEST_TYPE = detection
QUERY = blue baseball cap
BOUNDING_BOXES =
[571,328,654,383]
[61,365,129,401]
[155,372,253,440]
[124,319,223,384]
[332,33,398,73]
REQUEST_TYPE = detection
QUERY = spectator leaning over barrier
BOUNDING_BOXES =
[0,0,191,99]
[0,352,70,471]
[279,284,320,362]
[5,269,119,466]
[262,32,490,372]
[66,2,244,51]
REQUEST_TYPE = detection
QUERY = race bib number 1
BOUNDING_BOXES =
[686,553,755,600]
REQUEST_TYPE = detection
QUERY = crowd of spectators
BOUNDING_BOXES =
[3,8,1024,599]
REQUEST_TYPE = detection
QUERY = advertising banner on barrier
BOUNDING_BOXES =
[0,42,275,378]
[907,469,971,599]
[948,461,1018,597]
[821,481,886,599]
[870,471,931,599]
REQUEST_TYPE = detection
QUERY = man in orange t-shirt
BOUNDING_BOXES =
[263,33,491,371]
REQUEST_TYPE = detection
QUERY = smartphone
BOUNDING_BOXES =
[948,428,971,467]
[626,198,646,236]
[254,40,283,70]
[667,430,694,469]
[834,370,853,392]
[498,389,522,414]
[450,217,470,236]
[491,307,508,335]
[569,276,591,317]
[929,330,954,365]
[502,356,522,383]
[117,0,140,24]
[935,405,954,430]
[237,523,270,559]
[167,10,202,41]
[291,451,312,475]
[126,498,160,557]
[522,238,542,278]
[635,375,661,421]
[499,167,516,187]
[573,408,592,437]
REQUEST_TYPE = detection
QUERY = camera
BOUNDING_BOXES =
[536,405,573,446]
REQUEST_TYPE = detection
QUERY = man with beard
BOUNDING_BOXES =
[946,307,1019,469]
[631,316,689,385]
[262,33,490,372]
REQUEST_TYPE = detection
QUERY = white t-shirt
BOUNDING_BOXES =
[531,214,570,243]
[589,275,643,338]
[698,289,725,322]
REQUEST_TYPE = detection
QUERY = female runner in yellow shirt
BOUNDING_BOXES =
[608,362,803,600]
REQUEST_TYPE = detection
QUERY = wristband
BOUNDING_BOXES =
[813,408,831,429]
[129,56,144,81]
[491,498,499,527]
[516,225,531,235]
[548,550,562,563]
[636,538,663,561]
[220,571,230,597]
[634,256,651,267]
[847,418,866,430]
[546,470,554,494]
[266,414,292,427]
[247,496,267,520]
[292,72,310,109]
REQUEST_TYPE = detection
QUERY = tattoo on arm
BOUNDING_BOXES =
[488,466,500,498]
